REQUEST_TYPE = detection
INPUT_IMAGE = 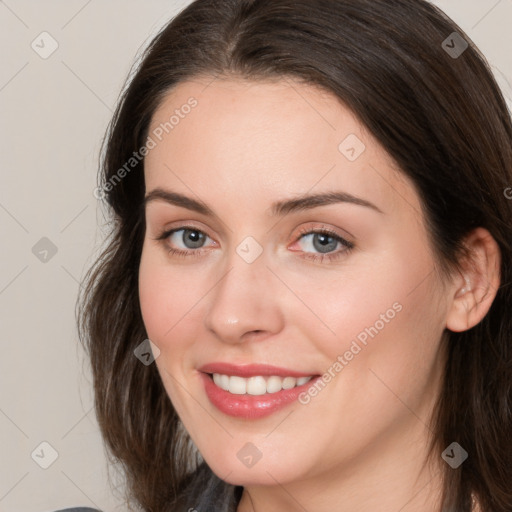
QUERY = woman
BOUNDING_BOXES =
[78,0,512,511]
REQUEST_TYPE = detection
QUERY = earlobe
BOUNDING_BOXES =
[445,228,501,333]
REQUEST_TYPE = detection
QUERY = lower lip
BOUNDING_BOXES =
[200,373,319,419]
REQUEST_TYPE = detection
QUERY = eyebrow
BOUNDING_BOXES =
[143,188,384,217]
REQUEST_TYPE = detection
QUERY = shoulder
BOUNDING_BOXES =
[177,462,242,512]
[51,508,103,512]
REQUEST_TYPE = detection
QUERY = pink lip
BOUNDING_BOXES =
[198,363,320,419]
[199,362,314,378]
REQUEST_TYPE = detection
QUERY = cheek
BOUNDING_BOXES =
[300,245,445,387]
[138,249,202,412]
[138,248,193,350]
[288,260,412,359]
[138,252,167,339]
[330,276,444,426]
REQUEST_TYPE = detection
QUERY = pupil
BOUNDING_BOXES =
[184,229,204,248]
[314,233,337,253]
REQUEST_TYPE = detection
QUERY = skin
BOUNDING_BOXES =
[138,78,500,511]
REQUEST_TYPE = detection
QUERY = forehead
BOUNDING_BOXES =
[147,77,360,163]
[144,77,420,219]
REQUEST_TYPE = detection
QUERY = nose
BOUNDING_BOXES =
[203,248,285,344]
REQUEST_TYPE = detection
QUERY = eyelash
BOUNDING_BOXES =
[154,225,355,263]
[294,226,354,263]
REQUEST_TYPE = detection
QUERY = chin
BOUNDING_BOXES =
[200,443,311,487]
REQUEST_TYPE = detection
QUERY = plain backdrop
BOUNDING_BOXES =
[0,1,511,511]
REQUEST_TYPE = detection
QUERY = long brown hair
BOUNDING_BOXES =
[78,1,512,510]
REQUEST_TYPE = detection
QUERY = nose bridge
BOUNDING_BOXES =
[203,240,283,343]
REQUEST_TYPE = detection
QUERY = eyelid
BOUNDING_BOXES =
[153,222,355,262]
[154,220,215,240]
[294,223,354,244]
[289,224,354,256]
[145,203,229,239]
[154,223,217,247]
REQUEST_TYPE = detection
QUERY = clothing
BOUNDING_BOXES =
[52,509,102,512]
[51,464,241,512]
[174,462,242,512]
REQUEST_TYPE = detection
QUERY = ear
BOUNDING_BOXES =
[446,227,501,332]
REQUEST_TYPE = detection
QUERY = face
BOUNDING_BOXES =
[139,78,452,490]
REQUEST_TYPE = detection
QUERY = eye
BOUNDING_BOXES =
[298,232,339,254]
[292,226,354,263]
[154,226,215,257]
[154,224,354,263]
[169,228,209,249]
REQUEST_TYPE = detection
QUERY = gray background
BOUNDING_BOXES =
[0,1,510,511]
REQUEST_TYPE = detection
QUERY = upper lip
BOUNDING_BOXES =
[199,362,317,378]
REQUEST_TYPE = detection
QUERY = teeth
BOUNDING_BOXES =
[229,376,247,395]
[247,376,267,396]
[212,373,313,395]
[282,377,296,389]
[266,376,283,394]
[219,374,230,390]
[213,373,222,387]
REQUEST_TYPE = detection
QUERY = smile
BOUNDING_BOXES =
[212,373,313,395]
[198,363,320,419]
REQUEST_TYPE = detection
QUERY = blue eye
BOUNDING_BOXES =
[293,228,354,262]
[169,228,209,249]
[155,227,213,258]
[154,225,354,263]
[298,232,342,254]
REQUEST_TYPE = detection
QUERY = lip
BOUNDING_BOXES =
[198,363,320,419]
[199,362,315,378]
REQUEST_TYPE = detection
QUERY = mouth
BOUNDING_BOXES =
[210,373,313,395]
[198,363,320,419]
